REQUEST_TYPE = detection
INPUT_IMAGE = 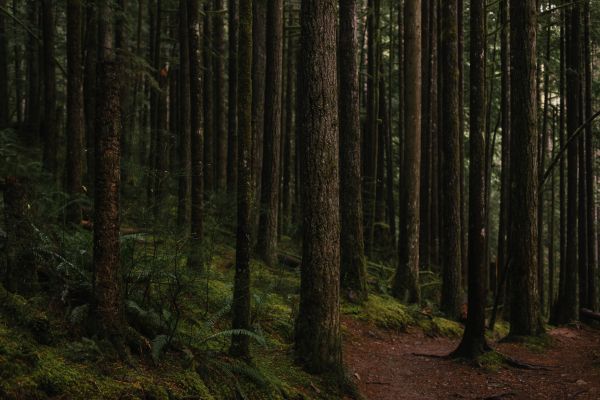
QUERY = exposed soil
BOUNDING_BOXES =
[343,318,600,400]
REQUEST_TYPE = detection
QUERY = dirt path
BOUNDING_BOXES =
[343,318,600,400]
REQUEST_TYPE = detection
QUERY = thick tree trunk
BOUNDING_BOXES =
[257,0,283,266]
[187,0,204,271]
[418,0,430,269]
[66,0,85,225]
[508,0,542,336]
[230,0,252,359]
[339,0,368,303]
[295,0,342,374]
[394,0,421,304]
[439,0,462,319]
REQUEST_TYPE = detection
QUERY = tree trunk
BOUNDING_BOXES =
[394,0,421,304]
[362,0,380,258]
[439,0,462,319]
[41,0,58,176]
[227,0,239,193]
[84,3,97,188]
[177,0,191,227]
[187,0,204,271]
[24,0,41,139]
[230,0,252,359]
[453,0,488,358]
[295,0,342,374]
[203,3,215,195]
[419,0,430,269]
[0,0,8,128]
[339,0,368,303]
[66,0,85,225]
[94,1,124,337]
[556,0,580,324]
[213,0,227,193]
[257,0,283,266]
[508,0,542,336]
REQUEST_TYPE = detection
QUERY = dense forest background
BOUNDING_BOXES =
[0,0,599,399]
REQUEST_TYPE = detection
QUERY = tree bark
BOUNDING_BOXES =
[257,0,283,266]
[187,0,204,271]
[66,0,85,225]
[508,0,542,336]
[0,0,8,128]
[295,0,342,374]
[213,0,227,193]
[227,0,239,193]
[230,0,252,359]
[439,0,462,319]
[453,0,488,358]
[41,0,57,176]
[394,0,421,304]
[339,0,368,303]
[203,3,215,195]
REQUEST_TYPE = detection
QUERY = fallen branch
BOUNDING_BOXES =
[581,308,600,321]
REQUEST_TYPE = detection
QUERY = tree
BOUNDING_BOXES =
[203,2,215,195]
[555,0,580,324]
[24,0,41,139]
[339,0,368,302]
[453,0,488,358]
[294,0,342,374]
[177,0,191,227]
[188,0,204,270]
[214,0,227,192]
[66,0,85,225]
[362,0,380,257]
[0,0,8,128]
[508,0,542,336]
[393,0,421,304]
[439,0,462,319]
[230,0,252,359]
[94,0,124,338]
[41,0,57,176]
[84,2,97,187]
[257,0,283,266]
[227,0,239,193]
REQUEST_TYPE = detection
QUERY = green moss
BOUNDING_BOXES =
[343,295,414,330]
[475,351,506,372]
[486,320,510,341]
[419,317,463,338]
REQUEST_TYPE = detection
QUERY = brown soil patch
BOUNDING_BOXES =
[343,318,600,400]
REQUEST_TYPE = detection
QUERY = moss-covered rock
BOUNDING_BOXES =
[343,295,414,330]
[419,317,464,338]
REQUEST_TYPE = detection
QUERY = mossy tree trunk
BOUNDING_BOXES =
[41,0,58,176]
[227,0,239,193]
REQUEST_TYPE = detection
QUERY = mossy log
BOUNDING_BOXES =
[0,284,50,344]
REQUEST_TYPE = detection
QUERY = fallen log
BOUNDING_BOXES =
[581,308,600,321]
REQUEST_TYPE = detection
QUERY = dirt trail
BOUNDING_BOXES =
[343,318,600,400]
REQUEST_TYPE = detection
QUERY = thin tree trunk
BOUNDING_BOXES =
[213,0,227,193]
[257,0,283,266]
[66,0,85,225]
[187,0,204,271]
[0,0,8,128]
[227,0,239,193]
[177,0,191,227]
[203,3,215,195]
[439,0,462,318]
[84,2,97,188]
[41,0,57,176]
[230,0,252,359]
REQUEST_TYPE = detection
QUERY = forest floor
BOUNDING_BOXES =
[343,317,600,400]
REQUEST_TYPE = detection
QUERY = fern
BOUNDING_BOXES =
[199,329,266,347]
[151,334,170,363]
